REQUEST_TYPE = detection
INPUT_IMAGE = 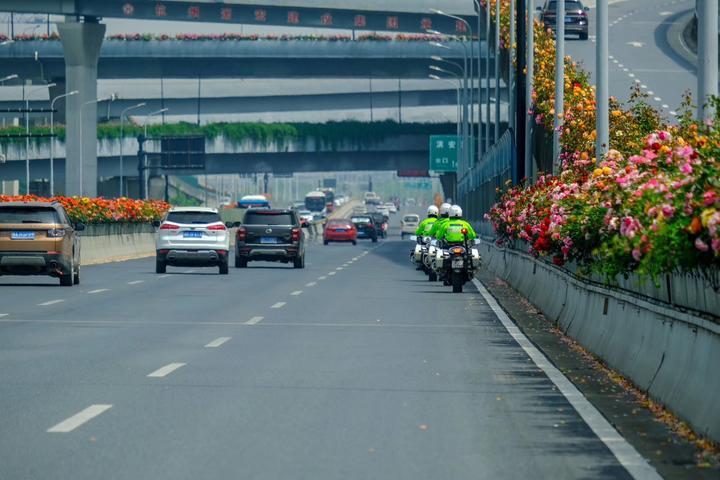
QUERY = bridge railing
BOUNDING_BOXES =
[458,129,515,235]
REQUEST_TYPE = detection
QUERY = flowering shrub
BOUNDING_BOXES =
[0,195,170,225]
[485,2,719,280]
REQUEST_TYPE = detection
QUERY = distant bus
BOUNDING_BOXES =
[238,195,270,209]
[304,191,327,212]
[319,188,335,213]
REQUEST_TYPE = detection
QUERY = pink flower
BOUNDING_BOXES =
[703,191,717,206]
[632,248,642,261]
[695,238,710,252]
[680,163,693,174]
[661,204,674,218]
[712,239,720,254]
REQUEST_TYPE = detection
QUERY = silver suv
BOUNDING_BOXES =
[154,207,231,274]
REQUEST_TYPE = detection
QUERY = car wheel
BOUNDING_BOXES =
[73,267,80,285]
[60,270,73,286]
[156,258,167,274]
[371,236,378,243]
[236,257,248,268]
[579,31,588,40]
[323,239,329,245]
[293,255,305,269]
[352,240,357,246]
[219,257,229,275]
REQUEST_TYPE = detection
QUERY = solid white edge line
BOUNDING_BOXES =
[47,404,112,433]
[471,279,661,480]
[147,362,186,378]
[205,337,231,348]
[245,316,264,325]
[271,302,286,309]
[39,299,64,306]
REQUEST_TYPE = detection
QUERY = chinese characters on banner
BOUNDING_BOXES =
[429,135,460,172]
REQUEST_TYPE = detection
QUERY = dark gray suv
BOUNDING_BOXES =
[539,0,590,40]
[235,209,306,268]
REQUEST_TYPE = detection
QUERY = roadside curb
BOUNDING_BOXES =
[666,10,698,68]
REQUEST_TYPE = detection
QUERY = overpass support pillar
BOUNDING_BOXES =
[58,17,105,197]
[439,173,457,204]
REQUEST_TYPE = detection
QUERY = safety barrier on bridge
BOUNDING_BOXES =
[480,239,720,443]
[458,129,515,236]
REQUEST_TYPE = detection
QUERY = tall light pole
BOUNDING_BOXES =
[141,108,169,200]
[553,0,565,173]
[429,10,474,165]
[0,74,18,85]
[79,97,109,197]
[494,0,502,142]
[596,0,609,163]
[119,102,146,196]
[431,55,468,168]
[485,0,491,152]
[25,82,55,195]
[49,90,78,196]
[697,0,718,120]
[526,0,535,181]
[430,65,466,168]
[472,0,483,162]
[509,0,516,136]
[430,74,462,140]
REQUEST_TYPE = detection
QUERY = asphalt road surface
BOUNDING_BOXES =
[567,0,696,117]
[0,226,652,479]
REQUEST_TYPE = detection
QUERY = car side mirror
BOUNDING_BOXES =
[74,223,86,232]
[152,220,161,228]
[584,6,590,11]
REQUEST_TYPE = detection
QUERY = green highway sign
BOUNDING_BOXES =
[429,135,459,172]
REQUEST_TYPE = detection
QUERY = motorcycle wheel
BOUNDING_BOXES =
[428,271,437,282]
[452,271,463,293]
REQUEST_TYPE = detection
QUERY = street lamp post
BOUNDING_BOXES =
[0,74,18,85]
[141,108,169,200]
[596,0,609,163]
[553,0,565,173]
[25,82,55,195]
[49,90,78,196]
[697,0,719,120]
[526,0,535,181]
[119,102,146,197]
[494,0,501,142]
[430,65,466,167]
[430,74,462,141]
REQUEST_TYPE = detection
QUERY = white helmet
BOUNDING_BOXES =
[427,205,439,216]
[449,205,463,218]
[439,203,452,216]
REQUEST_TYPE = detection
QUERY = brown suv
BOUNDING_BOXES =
[0,201,84,286]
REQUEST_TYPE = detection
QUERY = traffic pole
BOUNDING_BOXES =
[596,0,609,163]
[524,0,533,182]
[552,0,565,174]
[494,0,501,141]
[509,0,516,135]
[697,0,718,120]
[485,0,491,152]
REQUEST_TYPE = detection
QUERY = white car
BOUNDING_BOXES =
[377,206,390,217]
[401,214,420,238]
[384,202,397,214]
[154,207,231,274]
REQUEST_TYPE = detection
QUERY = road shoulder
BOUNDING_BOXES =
[475,267,719,479]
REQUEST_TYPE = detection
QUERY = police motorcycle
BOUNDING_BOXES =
[433,207,482,293]
[410,234,435,278]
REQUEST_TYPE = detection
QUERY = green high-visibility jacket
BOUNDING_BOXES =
[437,219,477,243]
[415,217,437,236]
[429,217,450,238]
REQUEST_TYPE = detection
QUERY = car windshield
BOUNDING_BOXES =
[298,210,312,216]
[244,211,294,225]
[547,1,584,10]
[166,211,221,224]
[351,217,372,224]
[404,216,419,222]
[0,207,60,224]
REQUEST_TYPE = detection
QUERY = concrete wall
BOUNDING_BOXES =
[480,240,720,443]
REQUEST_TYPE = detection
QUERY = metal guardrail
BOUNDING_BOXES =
[458,129,515,229]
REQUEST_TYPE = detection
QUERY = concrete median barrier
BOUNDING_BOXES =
[79,224,156,265]
[480,240,720,443]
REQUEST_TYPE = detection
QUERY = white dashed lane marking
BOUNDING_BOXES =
[205,337,231,348]
[127,280,144,285]
[246,316,264,325]
[88,289,109,294]
[47,404,112,433]
[271,302,286,309]
[328,272,337,276]
[158,274,170,278]
[39,299,64,306]
[291,291,303,296]
[147,363,186,378]
[318,276,327,280]
[0,314,7,318]
[305,282,317,287]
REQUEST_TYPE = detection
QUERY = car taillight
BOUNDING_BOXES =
[237,227,247,241]
[291,228,301,242]
[160,223,179,230]
[47,228,65,237]
[207,224,227,231]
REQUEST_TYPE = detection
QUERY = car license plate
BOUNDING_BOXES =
[452,258,464,268]
[565,16,572,23]
[260,237,278,244]
[335,229,346,232]
[11,231,35,240]
[183,231,202,238]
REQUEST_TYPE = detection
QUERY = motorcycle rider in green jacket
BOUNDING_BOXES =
[415,205,439,237]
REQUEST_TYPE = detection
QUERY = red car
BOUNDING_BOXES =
[323,218,357,245]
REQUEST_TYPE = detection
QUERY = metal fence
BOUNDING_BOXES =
[458,129,515,233]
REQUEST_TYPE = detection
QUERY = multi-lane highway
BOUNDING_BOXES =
[0,220,659,479]
[568,0,696,117]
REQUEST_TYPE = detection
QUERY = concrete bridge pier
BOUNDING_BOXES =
[58,17,105,197]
